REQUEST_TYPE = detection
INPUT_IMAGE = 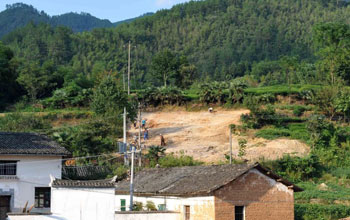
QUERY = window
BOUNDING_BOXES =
[235,206,245,220]
[35,187,51,208]
[158,204,166,211]
[0,161,17,176]
[185,205,190,220]
[120,199,126,211]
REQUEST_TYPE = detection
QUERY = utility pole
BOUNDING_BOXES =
[128,41,131,95]
[138,102,142,167]
[138,103,142,148]
[229,126,232,164]
[129,146,135,211]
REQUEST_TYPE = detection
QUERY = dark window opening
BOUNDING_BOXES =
[35,187,51,208]
[0,161,17,176]
[185,205,190,220]
[235,206,245,220]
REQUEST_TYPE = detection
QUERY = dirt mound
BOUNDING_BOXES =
[129,109,309,163]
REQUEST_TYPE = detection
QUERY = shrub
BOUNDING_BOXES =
[158,153,203,167]
[146,201,157,211]
[295,204,350,220]
[293,106,307,116]
[262,154,324,182]
[0,113,51,132]
[138,86,186,106]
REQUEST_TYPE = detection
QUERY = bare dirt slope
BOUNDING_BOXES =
[129,109,309,163]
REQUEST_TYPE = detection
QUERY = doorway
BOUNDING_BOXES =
[0,196,11,220]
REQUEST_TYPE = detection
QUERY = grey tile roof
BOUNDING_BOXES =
[0,132,70,156]
[115,163,302,196]
[52,179,115,188]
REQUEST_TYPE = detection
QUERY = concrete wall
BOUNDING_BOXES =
[8,214,53,220]
[115,212,179,220]
[51,187,115,220]
[214,168,295,220]
[0,155,62,213]
[115,195,215,220]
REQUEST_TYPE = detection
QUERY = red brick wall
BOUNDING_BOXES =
[214,169,294,220]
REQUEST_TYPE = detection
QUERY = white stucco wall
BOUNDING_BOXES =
[115,212,179,220]
[115,195,215,219]
[51,187,115,220]
[0,155,62,213]
[8,214,53,220]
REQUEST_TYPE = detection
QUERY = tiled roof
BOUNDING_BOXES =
[52,179,115,188]
[0,132,70,156]
[115,163,302,196]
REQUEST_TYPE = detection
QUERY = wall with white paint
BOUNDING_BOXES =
[115,212,179,220]
[115,195,215,220]
[0,155,62,213]
[51,187,115,220]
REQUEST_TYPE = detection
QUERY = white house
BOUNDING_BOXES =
[0,132,70,219]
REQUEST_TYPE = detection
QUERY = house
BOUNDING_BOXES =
[7,179,116,220]
[7,162,302,220]
[115,163,303,220]
[0,132,70,219]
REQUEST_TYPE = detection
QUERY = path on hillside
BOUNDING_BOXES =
[128,109,309,163]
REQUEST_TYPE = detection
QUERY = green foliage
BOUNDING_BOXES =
[313,23,350,85]
[263,154,324,182]
[256,123,310,142]
[293,106,307,117]
[0,3,114,38]
[91,76,136,120]
[238,139,247,159]
[137,86,186,107]
[52,116,120,157]
[145,146,166,165]
[0,41,20,109]
[307,115,336,148]
[198,82,227,104]
[41,82,92,108]
[295,204,350,220]
[133,202,143,211]
[158,152,203,168]
[145,201,157,211]
[0,113,51,132]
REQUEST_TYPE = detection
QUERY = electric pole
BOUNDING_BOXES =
[128,41,131,95]
[129,146,135,211]
[229,126,232,164]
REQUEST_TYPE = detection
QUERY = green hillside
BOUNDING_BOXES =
[0,3,115,37]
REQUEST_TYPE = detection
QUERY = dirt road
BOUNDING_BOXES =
[129,109,309,163]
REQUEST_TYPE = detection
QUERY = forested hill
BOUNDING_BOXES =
[3,0,350,90]
[0,3,115,37]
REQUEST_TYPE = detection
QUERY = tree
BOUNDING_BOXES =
[145,146,166,164]
[91,76,132,117]
[0,41,20,108]
[150,50,180,87]
[16,60,58,101]
[313,23,350,85]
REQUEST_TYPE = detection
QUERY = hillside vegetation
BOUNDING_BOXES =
[0,3,114,37]
[2,0,350,219]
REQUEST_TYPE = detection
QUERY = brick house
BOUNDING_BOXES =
[115,163,303,220]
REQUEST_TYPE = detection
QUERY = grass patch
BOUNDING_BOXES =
[255,123,309,142]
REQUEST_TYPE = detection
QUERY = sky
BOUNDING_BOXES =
[1,0,191,22]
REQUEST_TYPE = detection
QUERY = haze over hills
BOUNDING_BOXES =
[0,3,153,37]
